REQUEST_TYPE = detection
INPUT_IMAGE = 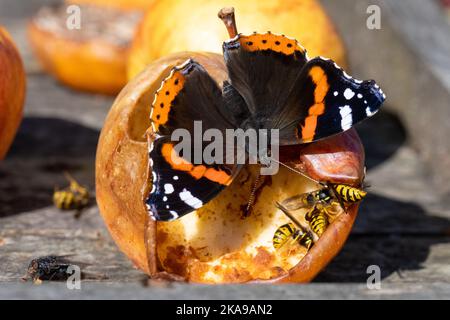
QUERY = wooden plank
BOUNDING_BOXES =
[1,282,450,300]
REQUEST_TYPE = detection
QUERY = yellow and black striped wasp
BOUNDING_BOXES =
[272,201,315,251]
[281,183,367,214]
[53,172,90,211]
[272,222,313,250]
[305,206,329,237]
[278,183,367,238]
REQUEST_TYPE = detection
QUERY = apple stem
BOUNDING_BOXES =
[218,7,238,39]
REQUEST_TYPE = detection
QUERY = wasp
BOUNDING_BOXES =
[332,183,367,204]
[278,183,366,238]
[281,183,367,214]
[22,255,105,284]
[53,173,90,211]
[23,256,74,283]
[305,206,329,237]
[273,222,313,250]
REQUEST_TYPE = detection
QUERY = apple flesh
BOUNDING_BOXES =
[28,4,142,95]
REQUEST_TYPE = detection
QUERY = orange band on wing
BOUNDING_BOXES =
[238,33,305,56]
[151,67,186,132]
[161,143,231,185]
[300,66,329,142]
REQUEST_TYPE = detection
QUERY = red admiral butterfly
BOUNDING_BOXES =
[145,9,385,222]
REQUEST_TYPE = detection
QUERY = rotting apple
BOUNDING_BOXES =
[96,51,365,283]
[0,27,25,160]
[28,4,143,95]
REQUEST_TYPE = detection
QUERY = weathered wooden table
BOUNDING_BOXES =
[1,0,449,299]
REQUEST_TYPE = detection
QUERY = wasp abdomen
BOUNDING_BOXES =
[273,223,296,249]
[306,209,328,237]
[333,184,366,203]
[273,222,313,250]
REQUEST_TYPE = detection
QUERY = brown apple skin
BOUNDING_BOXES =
[96,52,364,283]
[0,27,26,160]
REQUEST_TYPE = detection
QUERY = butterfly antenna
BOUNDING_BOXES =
[218,7,238,39]
[245,173,261,215]
[266,156,321,185]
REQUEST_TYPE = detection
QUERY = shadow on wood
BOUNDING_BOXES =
[315,193,450,282]
[0,117,99,216]
[356,109,406,171]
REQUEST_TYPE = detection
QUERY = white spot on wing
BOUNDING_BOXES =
[339,105,353,131]
[179,188,203,209]
[173,176,179,180]
[164,183,174,194]
[357,93,363,99]
[366,107,377,117]
[343,88,355,100]
[333,91,338,96]
[163,196,167,202]
[150,171,157,193]
[169,211,179,220]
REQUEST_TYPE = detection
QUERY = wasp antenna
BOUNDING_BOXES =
[63,171,76,184]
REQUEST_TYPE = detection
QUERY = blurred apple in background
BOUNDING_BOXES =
[28,2,152,95]
[128,0,347,79]
[0,26,25,160]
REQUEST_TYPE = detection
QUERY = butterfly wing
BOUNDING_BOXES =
[223,33,385,144]
[277,57,386,144]
[146,59,240,221]
[223,32,308,118]
[147,136,237,221]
